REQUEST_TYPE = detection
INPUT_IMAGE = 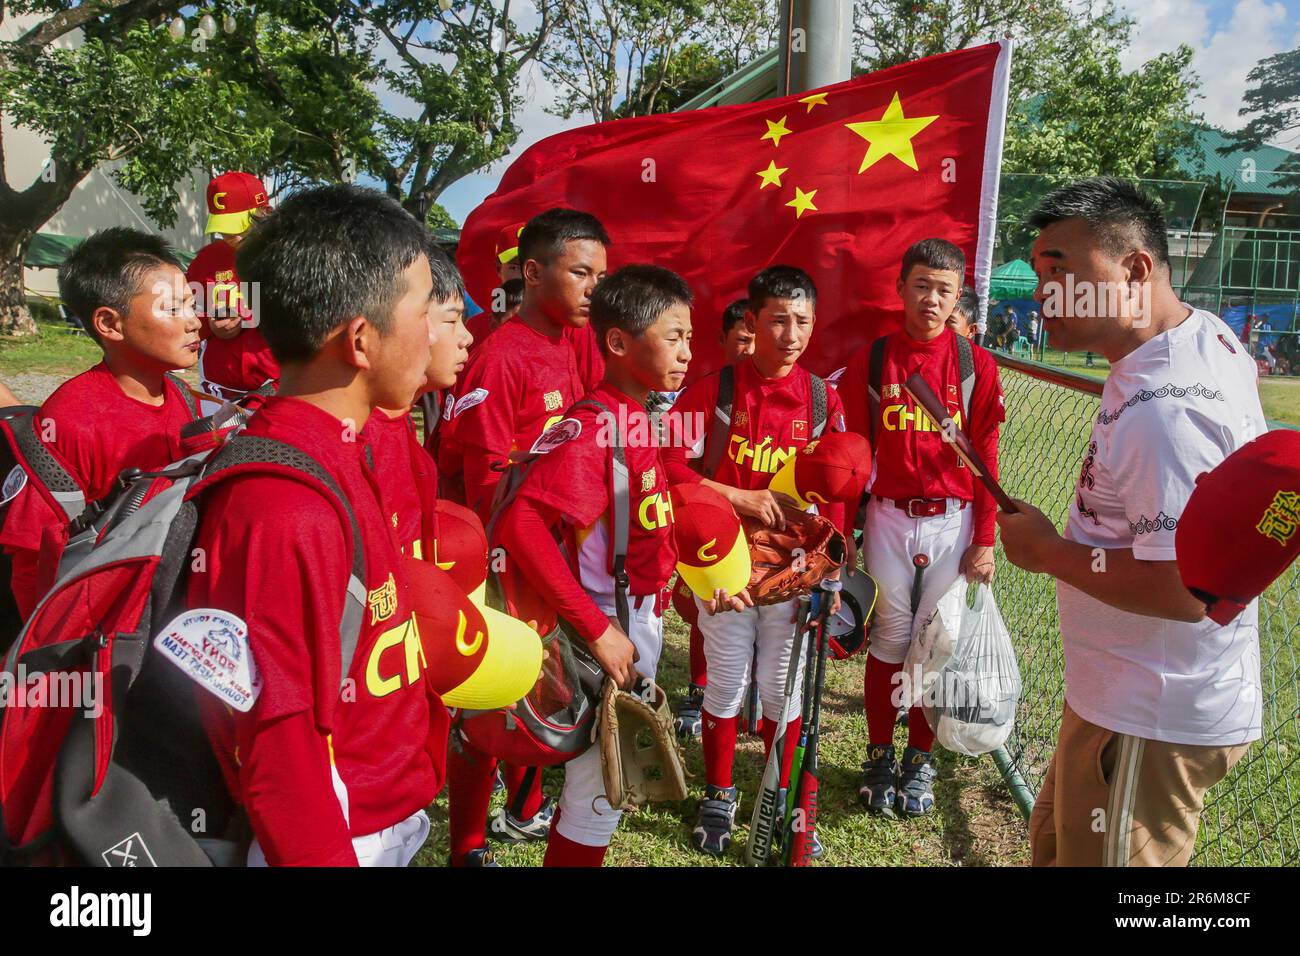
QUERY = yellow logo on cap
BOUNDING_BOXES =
[455,609,484,657]
[1256,490,1300,546]
[213,191,227,210]
[697,539,718,562]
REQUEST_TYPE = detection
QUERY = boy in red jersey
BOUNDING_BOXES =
[494,264,692,866]
[440,207,610,862]
[838,239,1004,819]
[663,266,848,858]
[0,228,201,619]
[187,185,444,866]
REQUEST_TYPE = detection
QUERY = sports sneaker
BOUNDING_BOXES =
[692,784,739,857]
[461,847,498,867]
[858,744,899,817]
[489,796,556,843]
[674,683,704,738]
[896,747,936,817]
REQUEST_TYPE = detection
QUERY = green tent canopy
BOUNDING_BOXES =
[24,232,196,269]
[989,258,1037,300]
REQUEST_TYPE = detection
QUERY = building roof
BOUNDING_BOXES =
[1177,127,1297,198]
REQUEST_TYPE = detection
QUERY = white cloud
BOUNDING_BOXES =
[1119,0,1293,134]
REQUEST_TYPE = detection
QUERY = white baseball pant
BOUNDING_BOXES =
[695,597,805,724]
[863,496,972,665]
[554,593,663,848]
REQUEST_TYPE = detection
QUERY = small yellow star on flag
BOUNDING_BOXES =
[786,186,818,218]
[756,160,787,189]
[798,92,828,112]
[845,91,939,173]
[761,115,792,147]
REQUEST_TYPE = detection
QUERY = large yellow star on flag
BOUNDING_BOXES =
[756,160,787,189]
[761,115,792,147]
[786,187,818,218]
[844,92,939,173]
[798,92,828,112]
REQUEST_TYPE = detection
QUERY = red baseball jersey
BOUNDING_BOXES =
[363,408,438,559]
[662,359,849,534]
[187,239,280,393]
[439,317,587,519]
[838,328,1004,545]
[188,397,446,859]
[496,382,676,641]
[0,362,196,618]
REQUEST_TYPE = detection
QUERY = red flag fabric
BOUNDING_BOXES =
[458,41,1011,381]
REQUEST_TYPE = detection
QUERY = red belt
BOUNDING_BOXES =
[876,495,969,519]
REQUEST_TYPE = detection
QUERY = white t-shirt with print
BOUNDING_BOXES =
[1057,307,1267,746]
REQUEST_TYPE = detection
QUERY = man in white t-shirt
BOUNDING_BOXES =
[998,177,1265,867]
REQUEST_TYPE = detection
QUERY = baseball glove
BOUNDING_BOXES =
[742,505,847,605]
[599,678,689,812]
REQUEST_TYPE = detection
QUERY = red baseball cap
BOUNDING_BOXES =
[405,556,542,709]
[431,499,488,602]
[1176,430,1300,625]
[670,483,750,598]
[205,171,270,235]
[769,432,872,509]
[495,222,526,265]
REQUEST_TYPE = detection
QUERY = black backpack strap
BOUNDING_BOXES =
[866,337,887,447]
[699,365,735,479]
[5,411,85,522]
[570,398,630,635]
[809,373,828,437]
[165,373,200,419]
[198,436,366,686]
[955,332,976,421]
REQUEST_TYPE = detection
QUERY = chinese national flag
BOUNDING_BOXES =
[457,41,1011,380]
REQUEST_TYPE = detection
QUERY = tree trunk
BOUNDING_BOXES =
[0,232,37,338]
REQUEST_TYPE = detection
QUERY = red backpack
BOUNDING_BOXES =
[454,398,628,767]
[0,433,364,867]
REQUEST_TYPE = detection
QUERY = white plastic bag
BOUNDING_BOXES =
[922,584,1021,756]
[900,605,956,710]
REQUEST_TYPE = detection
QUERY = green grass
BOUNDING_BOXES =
[0,318,101,378]
[413,609,1030,868]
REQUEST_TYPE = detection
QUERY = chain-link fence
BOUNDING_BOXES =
[988,352,1300,866]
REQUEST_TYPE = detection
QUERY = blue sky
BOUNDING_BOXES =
[427,0,1300,224]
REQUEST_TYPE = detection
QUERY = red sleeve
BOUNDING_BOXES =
[236,711,357,867]
[662,376,719,485]
[447,356,522,518]
[969,349,1005,548]
[570,325,605,391]
[497,495,610,643]
[822,385,849,540]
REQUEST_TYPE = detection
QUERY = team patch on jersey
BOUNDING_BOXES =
[641,467,657,491]
[453,388,489,417]
[792,420,807,440]
[530,417,582,454]
[1,465,27,505]
[369,573,399,624]
[734,411,749,427]
[543,390,563,412]
[153,609,261,712]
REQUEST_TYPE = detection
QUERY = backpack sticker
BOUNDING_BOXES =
[453,388,489,417]
[154,609,261,712]
[530,417,582,454]
[1,465,27,505]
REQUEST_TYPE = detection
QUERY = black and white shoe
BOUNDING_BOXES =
[674,684,704,738]
[858,744,899,817]
[489,796,556,843]
[460,847,498,867]
[692,785,739,857]
[896,747,936,817]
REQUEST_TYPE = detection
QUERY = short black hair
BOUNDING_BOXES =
[954,286,980,323]
[748,265,817,313]
[900,238,965,282]
[58,227,183,342]
[721,298,748,334]
[1026,176,1169,267]
[236,184,427,364]
[425,236,467,305]
[518,207,611,265]
[589,264,692,354]
[494,278,525,315]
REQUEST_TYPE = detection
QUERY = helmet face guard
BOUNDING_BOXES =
[826,570,878,661]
